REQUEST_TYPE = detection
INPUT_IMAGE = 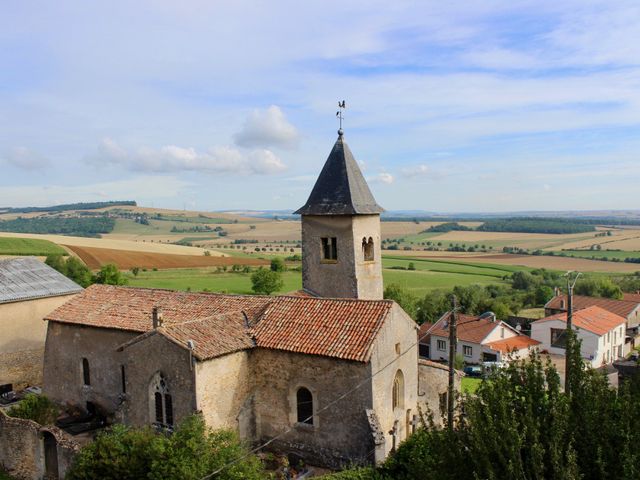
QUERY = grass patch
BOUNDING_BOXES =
[559,250,640,261]
[461,377,482,394]
[0,237,67,256]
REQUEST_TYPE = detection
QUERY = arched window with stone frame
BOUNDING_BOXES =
[363,236,374,261]
[296,387,314,425]
[392,370,404,411]
[149,372,173,427]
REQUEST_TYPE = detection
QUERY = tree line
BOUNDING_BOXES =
[0,216,115,237]
[46,255,127,287]
[0,200,136,214]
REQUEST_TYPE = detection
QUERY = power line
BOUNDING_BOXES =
[199,322,440,479]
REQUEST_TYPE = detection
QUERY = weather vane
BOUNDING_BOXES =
[336,100,346,135]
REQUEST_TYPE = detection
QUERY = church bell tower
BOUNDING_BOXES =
[295,129,384,300]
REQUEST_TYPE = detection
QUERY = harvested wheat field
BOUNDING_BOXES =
[65,245,268,270]
[0,232,224,256]
[385,250,640,273]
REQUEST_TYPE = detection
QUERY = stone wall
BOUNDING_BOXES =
[120,332,196,428]
[195,350,252,433]
[0,409,78,480]
[300,214,382,299]
[369,303,419,454]
[43,322,137,415]
[0,294,78,386]
[417,359,462,427]
[250,348,374,469]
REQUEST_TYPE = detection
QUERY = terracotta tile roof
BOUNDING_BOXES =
[47,284,394,363]
[622,292,640,303]
[417,322,433,342]
[534,305,626,336]
[545,294,639,319]
[486,336,540,354]
[45,284,272,333]
[159,312,254,360]
[252,296,393,362]
[429,312,500,345]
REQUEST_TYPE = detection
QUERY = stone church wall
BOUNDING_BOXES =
[195,350,253,434]
[120,333,196,428]
[43,322,137,415]
[0,409,78,480]
[417,359,462,427]
[250,348,374,469]
[369,303,419,455]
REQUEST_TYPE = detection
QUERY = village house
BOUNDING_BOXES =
[545,293,640,354]
[41,130,449,469]
[531,305,626,367]
[420,311,540,364]
[0,256,82,388]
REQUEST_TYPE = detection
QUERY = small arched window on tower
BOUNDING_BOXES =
[392,370,404,411]
[150,373,173,427]
[363,237,374,261]
[296,387,314,425]
[81,358,90,386]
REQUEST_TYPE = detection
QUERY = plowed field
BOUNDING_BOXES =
[64,245,268,270]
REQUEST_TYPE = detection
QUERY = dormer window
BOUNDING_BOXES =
[321,237,337,261]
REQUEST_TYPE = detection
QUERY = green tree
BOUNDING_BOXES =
[94,263,128,285]
[407,262,416,271]
[383,284,418,319]
[250,268,283,295]
[270,257,286,272]
[130,267,140,276]
[65,256,93,287]
[67,416,265,480]
[45,254,65,273]
[7,394,59,425]
[511,270,539,290]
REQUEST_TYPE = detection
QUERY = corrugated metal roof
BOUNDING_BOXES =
[0,256,83,304]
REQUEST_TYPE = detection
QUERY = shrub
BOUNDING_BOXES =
[7,394,59,425]
[250,268,284,295]
[270,257,286,272]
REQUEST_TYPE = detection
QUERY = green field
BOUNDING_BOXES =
[124,256,517,296]
[560,250,640,261]
[0,237,67,256]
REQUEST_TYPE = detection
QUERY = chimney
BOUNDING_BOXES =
[152,307,163,329]
[554,287,560,297]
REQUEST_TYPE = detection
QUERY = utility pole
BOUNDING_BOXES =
[564,271,581,396]
[447,295,458,430]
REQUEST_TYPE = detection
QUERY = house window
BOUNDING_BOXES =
[463,345,473,357]
[392,370,404,411]
[437,339,447,352]
[363,237,374,261]
[550,328,567,349]
[296,387,314,425]
[150,373,173,427]
[82,358,90,386]
[321,237,337,261]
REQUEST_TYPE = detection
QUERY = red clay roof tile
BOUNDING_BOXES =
[534,305,626,336]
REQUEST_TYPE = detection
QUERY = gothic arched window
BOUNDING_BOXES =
[296,387,314,425]
[363,237,374,261]
[150,373,173,426]
[392,370,404,411]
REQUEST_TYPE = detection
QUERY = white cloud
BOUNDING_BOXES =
[368,172,394,184]
[401,164,430,177]
[89,138,286,175]
[234,105,299,149]
[3,147,50,170]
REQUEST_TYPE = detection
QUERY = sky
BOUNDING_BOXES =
[1,0,640,213]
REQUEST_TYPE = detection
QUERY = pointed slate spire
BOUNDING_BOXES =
[295,132,384,215]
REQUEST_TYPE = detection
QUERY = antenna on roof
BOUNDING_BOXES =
[336,100,346,136]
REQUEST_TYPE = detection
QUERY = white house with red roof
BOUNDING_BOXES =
[420,311,540,364]
[531,305,626,366]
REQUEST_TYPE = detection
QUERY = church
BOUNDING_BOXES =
[42,130,448,468]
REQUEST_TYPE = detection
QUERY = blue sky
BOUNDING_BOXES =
[1,0,640,212]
